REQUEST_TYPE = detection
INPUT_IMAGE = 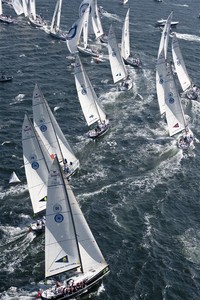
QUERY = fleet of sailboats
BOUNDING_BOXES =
[121,9,142,68]
[39,156,110,300]
[171,33,199,100]
[107,24,133,91]
[74,54,109,138]
[4,1,198,298]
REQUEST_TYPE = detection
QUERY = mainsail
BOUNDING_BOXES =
[156,48,167,115]
[157,11,173,60]
[12,0,24,15]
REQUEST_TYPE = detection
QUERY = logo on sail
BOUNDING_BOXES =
[56,255,69,263]
[173,123,179,128]
[54,213,64,223]
[53,204,62,213]
[66,25,77,40]
[81,87,87,95]
[40,124,47,132]
[31,161,39,170]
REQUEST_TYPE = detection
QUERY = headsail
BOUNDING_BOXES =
[9,171,21,184]
[45,156,107,278]
[107,25,127,84]
[12,0,24,15]
[32,84,80,172]
[22,114,52,214]
[74,54,107,126]
[171,33,192,92]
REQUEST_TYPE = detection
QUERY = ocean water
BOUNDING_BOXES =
[1,0,200,299]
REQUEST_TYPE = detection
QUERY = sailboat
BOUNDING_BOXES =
[39,156,110,300]
[164,63,195,150]
[171,33,199,100]
[9,171,21,184]
[74,54,109,139]
[77,0,102,57]
[24,0,46,27]
[121,9,142,68]
[156,12,172,116]
[0,0,14,23]
[66,6,90,55]
[50,0,67,41]
[22,114,52,233]
[32,84,80,176]
[107,24,133,91]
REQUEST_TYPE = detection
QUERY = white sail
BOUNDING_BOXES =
[0,0,3,15]
[74,55,107,126]
[157,11,173,60]
[172,33,192,92]
[12,0,24,15]
[66,7,90,54]
[121,8,130,60]
[107,25,127,84]
[45,156,107,278]
[9,171,21,184]
[156,48,167,115]
[164,64,187,137]
[29,0,36,19]
[22,0,28,17]
[50,0,62,33]
[91,0,104,39]
[22,114,52,214]
[32,84,80,172]
[82,2,90,49]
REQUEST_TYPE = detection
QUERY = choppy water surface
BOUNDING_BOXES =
[1,0,200,299]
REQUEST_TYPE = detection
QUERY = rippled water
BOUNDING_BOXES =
[1,0,200,299]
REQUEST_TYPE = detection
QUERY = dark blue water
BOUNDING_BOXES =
[1,0,200,299]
